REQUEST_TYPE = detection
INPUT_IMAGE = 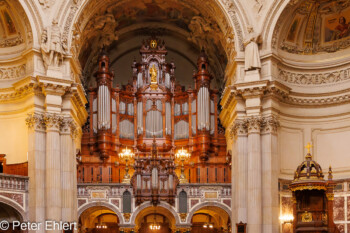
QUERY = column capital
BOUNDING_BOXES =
[61,117,78,138]
[26,113,46,132]
[246,116,262,134]
[230,119,248,139]
[44,113,63,131]
[260,115,280,134]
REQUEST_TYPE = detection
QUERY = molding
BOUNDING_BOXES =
[277,67,350,86]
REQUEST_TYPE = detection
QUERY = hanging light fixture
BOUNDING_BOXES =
[175,147,191,183]
[119,147,134,183]
[203,214,214,229]
[96,207,108,229]
[149,209,161,230]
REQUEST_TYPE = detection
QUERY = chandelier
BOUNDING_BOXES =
[175,147,191,183]
[149,210,161,230]
[119,147,134,183]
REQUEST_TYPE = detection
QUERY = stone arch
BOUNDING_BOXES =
[60,0,248,79]
[78,201,124,225]
[187,201,231,224]
[130,201,181,226]
[0,195,26,221]
[260,0,292,50]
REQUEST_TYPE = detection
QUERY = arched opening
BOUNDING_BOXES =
[190,206,230,233]
[79,206,120,233]
[72,0,236,91]
[134,206,176,233]
[0,202,23,233]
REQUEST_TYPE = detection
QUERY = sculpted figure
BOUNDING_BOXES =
[41,19,66,68]
[150,64,157,84]
[244,27,262,71]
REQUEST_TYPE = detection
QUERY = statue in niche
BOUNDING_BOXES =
[244,26,262,71]
[150,64,157,84]
[41,19,66,68]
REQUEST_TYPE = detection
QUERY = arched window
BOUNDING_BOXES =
[123,190,131,213]
[179,190,187,213]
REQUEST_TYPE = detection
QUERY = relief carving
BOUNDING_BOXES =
[0,64,26,80]
[38,0,53,9]
[278,67,350,85]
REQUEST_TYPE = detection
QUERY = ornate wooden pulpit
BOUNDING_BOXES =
[289,145,340,233]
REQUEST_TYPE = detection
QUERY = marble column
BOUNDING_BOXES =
[247,117,262,233]
[60,117,76,223]
[44,114,62,232]
[232,119,248,228]
[261,116,279,233]
[26,113,46,233]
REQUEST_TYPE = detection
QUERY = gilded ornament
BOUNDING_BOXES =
[149,64,158,90]
[301,211,312,222]
[326,193,334,200]
[290,185,326,192]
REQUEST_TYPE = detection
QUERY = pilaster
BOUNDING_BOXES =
[246,116,262,233]
[231,119,248,227]
[26,113,46,233]
[261,116,280,233]
[44,113,63,233]
[60,117,77,223]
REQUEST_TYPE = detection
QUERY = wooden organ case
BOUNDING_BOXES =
[79,37,229,206]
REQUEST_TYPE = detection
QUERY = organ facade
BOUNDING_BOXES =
[78,37,229,206]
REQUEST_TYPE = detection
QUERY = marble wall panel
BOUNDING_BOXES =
[334,197,345,221]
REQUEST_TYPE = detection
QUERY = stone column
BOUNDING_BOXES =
[26,113,46,233]
[44,114,62,232]
[231,119,248,227]
[247,117,262,233]
[261,116,279,233]
[61,117,77,223]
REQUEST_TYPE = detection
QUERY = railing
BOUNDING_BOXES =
[77,182,231,198]
[0,173,29,191]
[77,183,131,197]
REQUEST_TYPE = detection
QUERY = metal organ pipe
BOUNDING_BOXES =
[98,85,110,130]
[198,87,209,130]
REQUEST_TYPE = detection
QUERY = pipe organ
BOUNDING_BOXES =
[79,37,229,205]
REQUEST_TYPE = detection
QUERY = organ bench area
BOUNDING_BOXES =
[78,37,229,202]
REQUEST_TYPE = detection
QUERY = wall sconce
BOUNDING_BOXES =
[279,214,294,224]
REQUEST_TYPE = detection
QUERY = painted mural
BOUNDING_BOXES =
[324,9,350,42]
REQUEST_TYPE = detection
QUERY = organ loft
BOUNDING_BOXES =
[78,37,230,206]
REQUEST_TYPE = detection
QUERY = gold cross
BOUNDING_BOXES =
[151,40,157,48]
[305,142,313,154]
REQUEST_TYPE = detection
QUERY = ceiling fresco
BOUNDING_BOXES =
[279,0,350,54]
